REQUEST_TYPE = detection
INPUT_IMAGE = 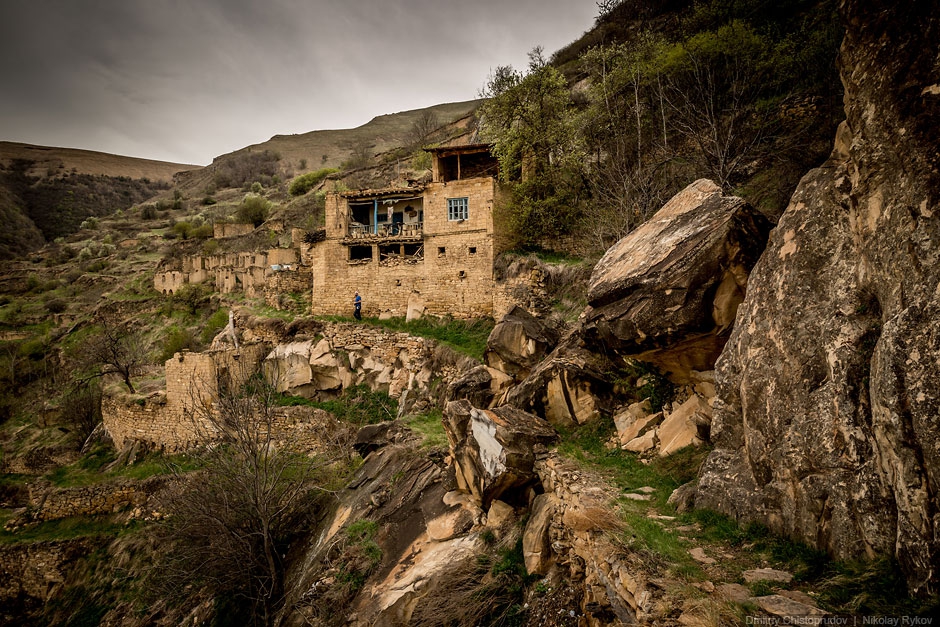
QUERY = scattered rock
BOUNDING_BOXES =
[755,594,828,619]
[443,400,556,507]
[667,481,697,514]
[484,305,560,381]
[657,394,711,456]
[523,493,559,575]
[426,507,474,542]
[716,583,752,604]
[743,568,793,584]
[689,547,715,565]
[485,499,515,529]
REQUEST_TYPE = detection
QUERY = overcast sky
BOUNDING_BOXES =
[0,1,598,165]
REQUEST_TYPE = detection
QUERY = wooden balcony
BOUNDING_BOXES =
[344,222,423,242]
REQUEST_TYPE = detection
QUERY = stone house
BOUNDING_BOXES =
[307,144,508,318]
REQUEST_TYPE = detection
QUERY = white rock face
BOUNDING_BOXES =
[470,408,506,481]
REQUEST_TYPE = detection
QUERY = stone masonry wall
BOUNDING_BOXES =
[101,325,457,452]
[154,248,300,296]
[24,479,164,522]
[265,268,312,310]
[530,451,650,624]
[214,222,255,239]
[311,178,498,318]
[0,539,103,605]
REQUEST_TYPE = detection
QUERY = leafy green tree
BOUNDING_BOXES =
[236,193,272,227]
[478,48,586,244]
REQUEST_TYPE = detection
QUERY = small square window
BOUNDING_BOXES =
[447,197,469,221]
[438,247,446,257]
[469,246,477,255]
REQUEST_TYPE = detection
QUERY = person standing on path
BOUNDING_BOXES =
[354,290,362,320]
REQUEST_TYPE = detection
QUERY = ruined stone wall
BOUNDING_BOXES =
[0,539,102,604]
[155,248,302,297]
[214,222,255,238]
[531,452,648,623]
[25,480,160,522]
[104,345,268,452]
[492,265,549,319]
[265,268,312,310]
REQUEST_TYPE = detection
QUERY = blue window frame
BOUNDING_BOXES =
[447,197,469,221]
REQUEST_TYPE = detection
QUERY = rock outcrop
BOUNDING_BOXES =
[484,305,561,382]
[697,0,940,592]
[443,400,557,508]
[503,328,614,427]
[583,179,771,379]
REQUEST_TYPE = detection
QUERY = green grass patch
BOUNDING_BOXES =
[557,415,707,511]
[0,515,134,544]
[322,315,494,361]
[403,409,448,448]
[200,307,229,344]
[278,385,397,425]
[45,447,203,488]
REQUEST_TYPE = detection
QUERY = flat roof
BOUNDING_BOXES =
[339,186,424,199]
[425,143,493,156]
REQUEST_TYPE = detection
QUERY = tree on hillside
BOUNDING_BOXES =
[406,110,440,150]
[78,321,147,393]
[478,48,587,244]
[236,193,272,227]
[579,37,684,252]
[654,21,776,189]
[157,363,352,626]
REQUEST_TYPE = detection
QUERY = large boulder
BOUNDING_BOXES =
[484,305,561,381]
[583,179,771,378]
[443,400,556,508]
[502,327,614,427]
[697,0,940,593]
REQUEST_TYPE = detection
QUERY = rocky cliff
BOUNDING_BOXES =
[697,0,940,593]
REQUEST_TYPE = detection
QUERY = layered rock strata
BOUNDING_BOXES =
[697,0,940,592]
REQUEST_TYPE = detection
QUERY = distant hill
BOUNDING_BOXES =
[0,143,198,259]
[0,141,198,181]
[174,100,482,194]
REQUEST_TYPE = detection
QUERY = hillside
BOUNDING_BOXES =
[0,143,197,259]
[172,100,482,196]
[3,0,940,624]
[0,142,198,181]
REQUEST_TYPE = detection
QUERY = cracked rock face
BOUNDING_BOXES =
[697,0,940,593]
[443,400,556,508]
[583,178,771,376]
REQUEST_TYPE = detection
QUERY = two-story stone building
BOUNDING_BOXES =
[307,144,508,318]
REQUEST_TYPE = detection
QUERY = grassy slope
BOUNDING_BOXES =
[0,141,198,182]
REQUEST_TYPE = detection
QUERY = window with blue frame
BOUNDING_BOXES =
[447,197,469,221]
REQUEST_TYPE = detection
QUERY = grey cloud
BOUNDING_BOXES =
[0,0,597,164]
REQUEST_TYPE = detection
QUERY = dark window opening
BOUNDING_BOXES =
[350,204,373,227]
[349,245,373,261]
[469,246,477,255]
[437,151,499,182]
[404,243,423,257]
[438,247,446,257]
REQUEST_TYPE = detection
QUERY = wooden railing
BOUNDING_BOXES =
[347,222,423,239]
